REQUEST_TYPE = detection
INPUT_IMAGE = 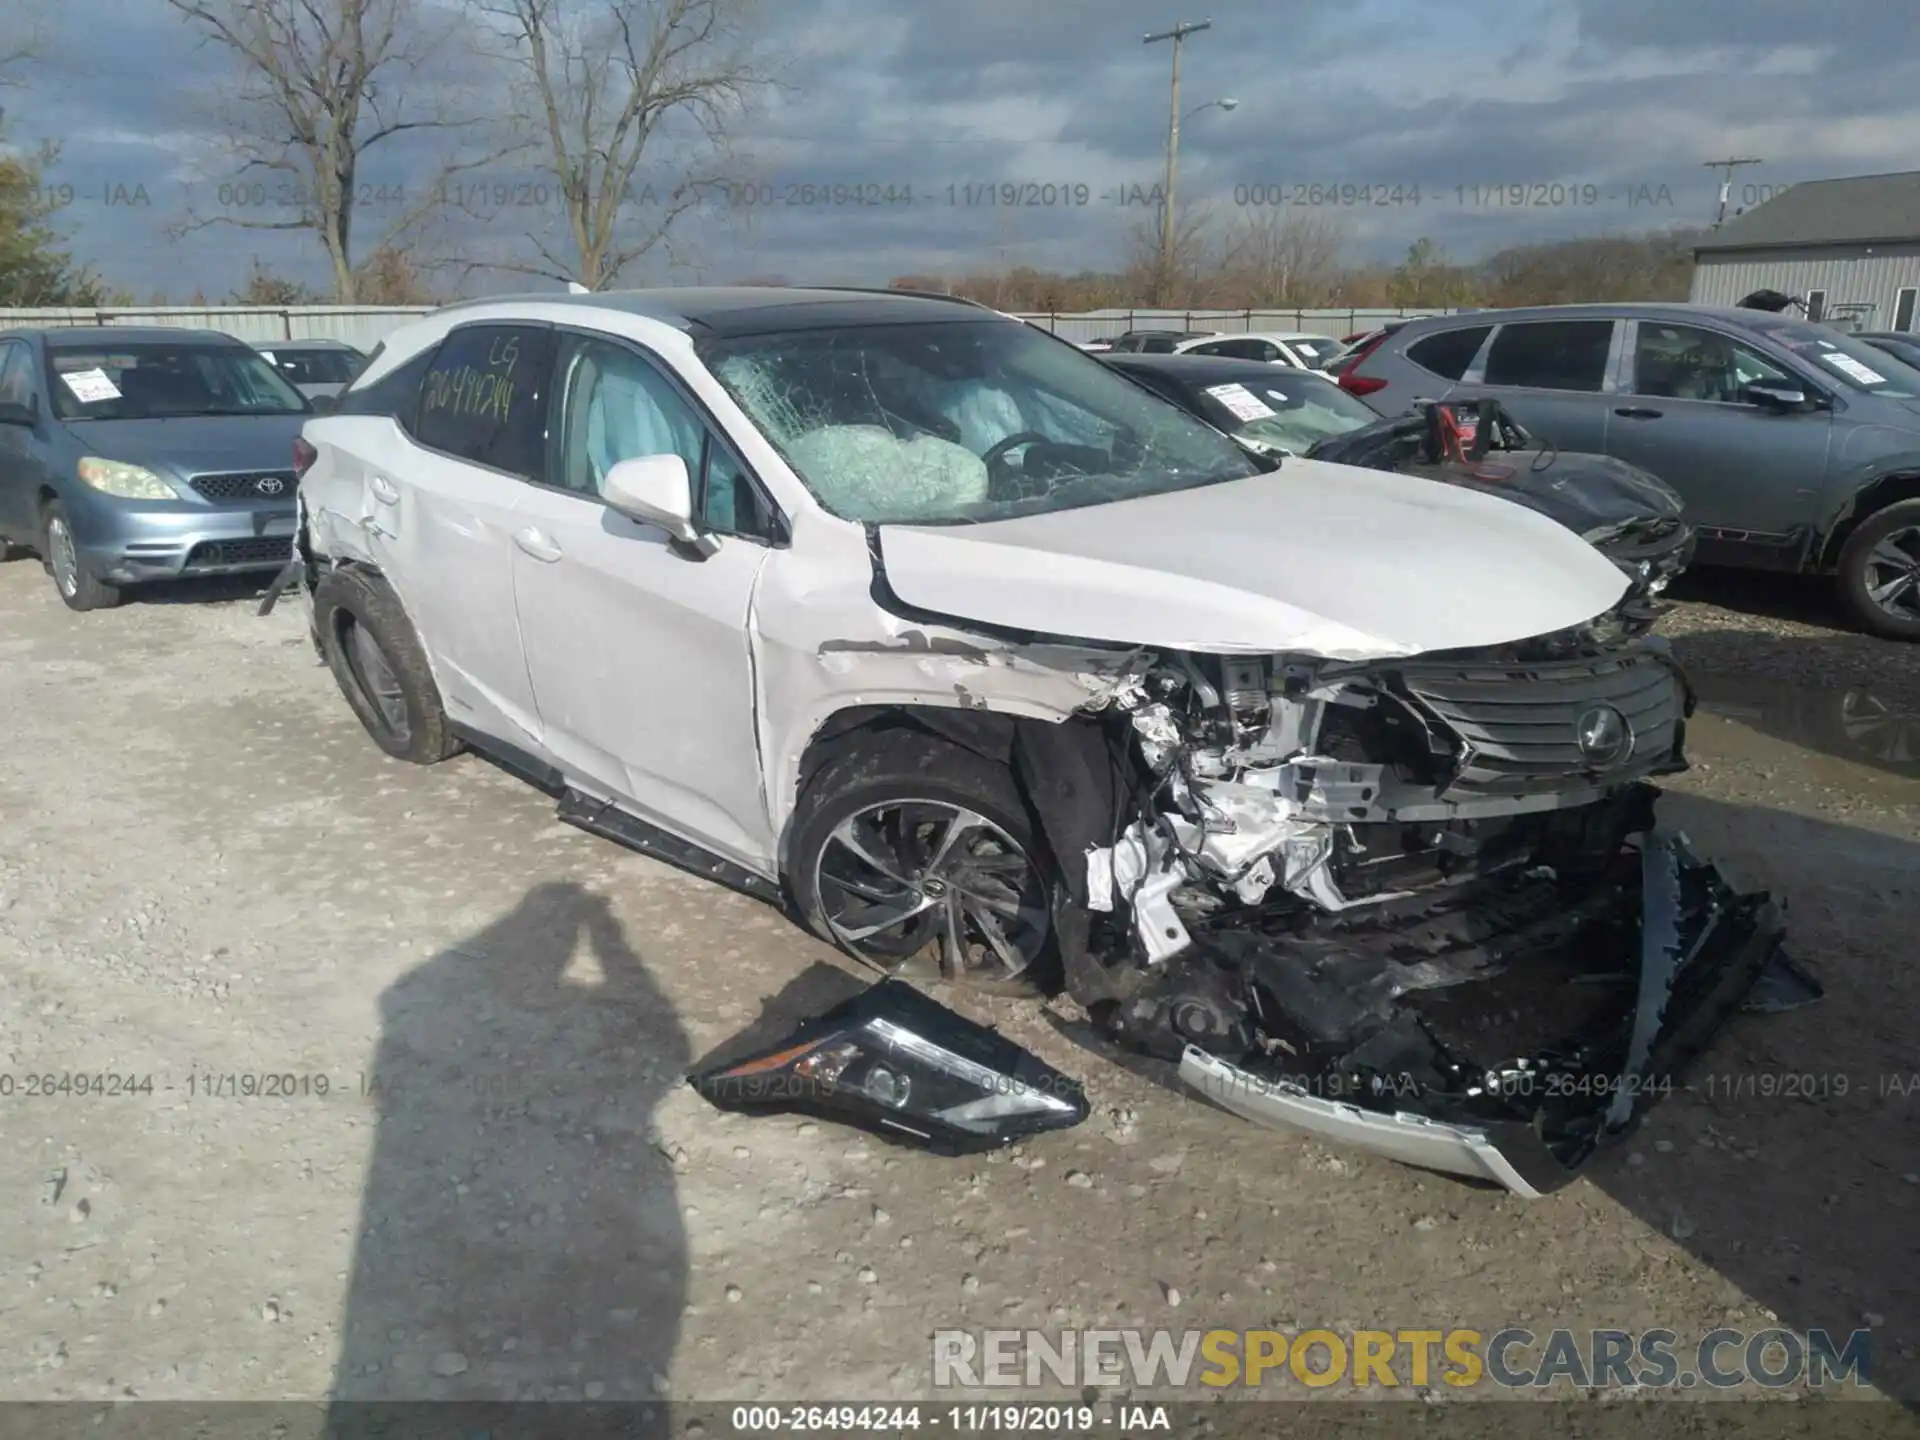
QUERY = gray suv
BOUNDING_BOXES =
[1340,303,1920,639]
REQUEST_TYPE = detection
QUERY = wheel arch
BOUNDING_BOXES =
[1815,467,1920,573]
[772,698,1108,878]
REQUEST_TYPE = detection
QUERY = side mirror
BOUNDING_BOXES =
[308,392,337,415]
[1745,381,1808,411]
[0,396,37,426]
[602,453,715,554]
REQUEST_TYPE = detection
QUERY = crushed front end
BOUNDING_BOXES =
[1053,624,1791,1195]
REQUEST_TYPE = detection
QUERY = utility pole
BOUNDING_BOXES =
[1145,19,1211,305]
[1703,157,1763,228]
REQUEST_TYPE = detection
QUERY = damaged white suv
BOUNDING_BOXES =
[282,287,1798,1195]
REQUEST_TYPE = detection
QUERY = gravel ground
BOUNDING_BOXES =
[0,557,1916,1428]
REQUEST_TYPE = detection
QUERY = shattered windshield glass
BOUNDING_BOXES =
[698,319,1261,524]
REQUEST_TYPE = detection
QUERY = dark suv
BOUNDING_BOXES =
[1339,304,1920,638]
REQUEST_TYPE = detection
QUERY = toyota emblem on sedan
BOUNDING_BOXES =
[1575,704,1632,764]
[256,477,286,495]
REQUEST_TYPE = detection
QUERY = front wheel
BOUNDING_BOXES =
[41,502,122,612]
[1837,499,1920,640]
[787,730,1059,995]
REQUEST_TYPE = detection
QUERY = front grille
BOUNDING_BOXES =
[1396,651,1682,794]
[184,537,293,569]
[189,470,297,502]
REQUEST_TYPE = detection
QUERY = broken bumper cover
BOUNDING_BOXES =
[1175,831,1788,1196]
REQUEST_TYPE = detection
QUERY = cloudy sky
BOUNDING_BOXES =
[8,0,1914,300]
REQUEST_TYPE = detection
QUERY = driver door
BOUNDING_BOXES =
[1604,318,1834,547]
[508,330,781,871]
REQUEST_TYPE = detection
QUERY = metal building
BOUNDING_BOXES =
[1689,170,1920,332]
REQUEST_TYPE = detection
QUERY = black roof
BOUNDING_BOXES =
[1101,351,1344,389]
[15,326,253,348]
[1694,170,1920,253]
[435,286,997,339]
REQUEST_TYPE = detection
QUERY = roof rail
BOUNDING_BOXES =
[798,285,990,309]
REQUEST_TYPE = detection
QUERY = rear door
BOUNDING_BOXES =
[1602,317,1834,548]
[507,329,781,870]
[1449,317,1620,453]
[348,322,556,747]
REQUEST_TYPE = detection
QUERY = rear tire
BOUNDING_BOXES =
[313,566,461,764]
[786,728,1060,996]
[40,501,122,612]
[1836,499,1920,641]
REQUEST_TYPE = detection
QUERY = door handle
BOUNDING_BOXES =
[368,474,400,503]
[1613,406,1663,419]
[513,526,563,563]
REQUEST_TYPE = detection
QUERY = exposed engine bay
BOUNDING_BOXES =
[1003,622,1798,1195]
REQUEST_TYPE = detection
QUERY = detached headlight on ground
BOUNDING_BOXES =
[77,457,178,500]
[689,980,1089,1154]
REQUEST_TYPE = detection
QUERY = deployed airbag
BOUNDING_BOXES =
[788,425,990,521]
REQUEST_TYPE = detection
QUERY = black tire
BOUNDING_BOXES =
[313,566,461,764]
[40,501,122,612]
[787,727,1061,995]
[1836,498,1920,641]
[0,537,27,562]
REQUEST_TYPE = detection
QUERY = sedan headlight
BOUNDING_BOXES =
[77,457,179,500]
[690,979,1089,1154]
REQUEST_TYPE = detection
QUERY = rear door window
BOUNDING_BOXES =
[411,324,557,478]
[336,343,435,424]
[1481,320,1615,392]
[1405,325,1492,380]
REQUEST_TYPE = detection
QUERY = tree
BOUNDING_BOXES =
[476,0,772,288]
[1388,236,1479,307]
[1219,208,1349,307]
[353,242,441,302]
[1119,199,1219,308]
[166,0,494,301]
[0,126,113,305]
[231,257,320,304]
[1,2,47,89]
[1480,228,1704,306]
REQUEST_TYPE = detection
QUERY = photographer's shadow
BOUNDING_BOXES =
[331,881,689,1411]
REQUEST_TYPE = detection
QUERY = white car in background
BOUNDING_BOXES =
[1171,330,1343,373]
[279,285,1791,1195]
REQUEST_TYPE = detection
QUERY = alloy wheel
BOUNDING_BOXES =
[812,800,1050,985]
[47,517,79,598]
[1861,524,1920,622]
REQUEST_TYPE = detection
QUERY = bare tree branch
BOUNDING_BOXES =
[474,0,772,288]
[0,4,48,89]
[166,0,497,300]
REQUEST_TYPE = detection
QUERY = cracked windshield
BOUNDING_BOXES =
[701,319,1261,523]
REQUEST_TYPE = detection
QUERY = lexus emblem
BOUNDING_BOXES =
[256,477,286,495]
[1575,704,1632,765]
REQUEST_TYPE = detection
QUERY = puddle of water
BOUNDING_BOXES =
[1687,674,1920,782]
